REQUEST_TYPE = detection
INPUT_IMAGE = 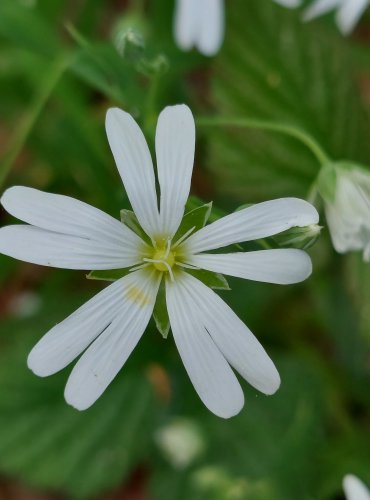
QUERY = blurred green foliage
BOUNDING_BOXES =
[0,0,369,499]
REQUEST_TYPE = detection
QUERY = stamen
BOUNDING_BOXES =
[164,238,171,260]
[172,226,196,249]
[165,262,175,282]
[129,263,151,273]
[176,262,200,270]
[143,257,175,282]
[143,257,161,264]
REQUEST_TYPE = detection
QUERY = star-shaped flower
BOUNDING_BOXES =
[0,105,318,418]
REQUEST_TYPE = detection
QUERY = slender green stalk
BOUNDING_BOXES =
[0,54,71,188]
[196,116,331,166]
[144,73,160,137]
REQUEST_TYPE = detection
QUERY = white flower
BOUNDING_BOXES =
[273,0,302,8]
[174,0,224,56]
[318,163,370,261]
[274,0,369,34]
[0,105,318,418]
[303,0,369,34]
[343,475,370,500]
[155,418,205,468]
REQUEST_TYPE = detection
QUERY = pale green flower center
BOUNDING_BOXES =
[151,247,176,272]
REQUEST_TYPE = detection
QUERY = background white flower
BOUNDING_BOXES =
[273,0,302,7]
[174,0,224,56]
[0,105,318,418]
[304,0,370,34]
[318,163,370,261]
[274,0,369,34]
[343,474,370,500]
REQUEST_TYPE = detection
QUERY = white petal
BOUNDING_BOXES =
[0,225,140,269]
[324,171,370,254]
[336,0,369,34]
[166,276,244,418]
[28,278,128,376]
[343,475,370,500]
[273,0,302,7]
[184,198,319,254]
[325,204,363,253]
[197,0,224,56]
[105,108,160,238]
[303,0,341,21]
[179,272,280,395]
[187,249,312,284]
[364,243,370,262]
[65,270,160,410]
[156,105,195,237]
[174,0,199,51]
[1,186,141,249]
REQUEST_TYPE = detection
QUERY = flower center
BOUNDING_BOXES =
[151,248,176,272]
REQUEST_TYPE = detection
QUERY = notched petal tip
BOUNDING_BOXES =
[64,393,88,412]
[0,185,29,213]
[262,370,281,396]
[0,186,15,208]
[214,395,245,419]
[291,250,313,283]
[64,383,92,411]
[207,386,244,419]
[158,103,194,122]
[289,197,320,226]
[105,106,126,125]
[254,358,281,396]
[27,348,52,378]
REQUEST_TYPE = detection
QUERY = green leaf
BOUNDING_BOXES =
[0,0,59,57]
[86,268,131,282]
[153,281,170,339]
[206,0,370,202]
[0,290,160,499]
[174,201,212,242]
[185,268,230,291]
[150,356,332,500]
[120,209,151,243]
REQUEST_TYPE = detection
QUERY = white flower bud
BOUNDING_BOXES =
[318,162,370,261]
[273,223,322,250]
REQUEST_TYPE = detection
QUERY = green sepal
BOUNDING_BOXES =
[185,195,226,223]
[120,209,151,243]
[174,200,212,242]
[185,268,230,291]
[317,163,337,202]
[153,281,170,339]
[86,268,131,282]
[272,224,322,250]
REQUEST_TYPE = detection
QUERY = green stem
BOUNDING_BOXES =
[0,53,70,188]
[144,73,160,138]
[196,116,331,166]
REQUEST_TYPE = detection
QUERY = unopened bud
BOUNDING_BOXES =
[114,27,145,60]
[272,223,322,250]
